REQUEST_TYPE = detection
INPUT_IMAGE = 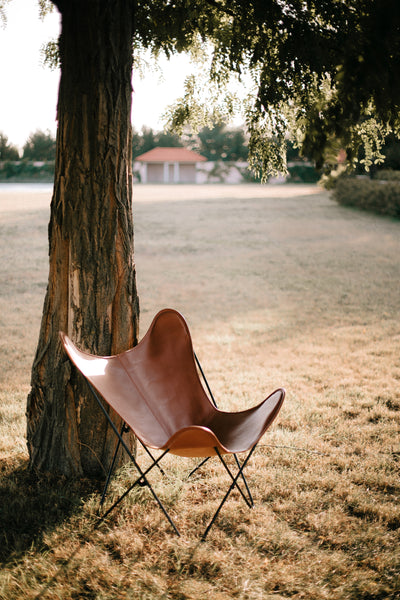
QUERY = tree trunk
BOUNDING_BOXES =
[27,0,139,477]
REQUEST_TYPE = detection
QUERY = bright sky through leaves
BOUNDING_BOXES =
[0,0,190,149]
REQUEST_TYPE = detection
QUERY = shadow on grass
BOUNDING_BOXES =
[0,458,100,566]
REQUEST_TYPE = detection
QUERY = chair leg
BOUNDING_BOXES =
[97,448,180,536]
[194,354,254,506]
[187,456,211,479]
[138,438,167,477]
[100,422,130,507]
[102,428,166,508]
[188,454,253,507]
[194,353,218,407]
[233,452,254,505]
[87,382,180,536]
[201,445,257,541]
[215,447,255,509]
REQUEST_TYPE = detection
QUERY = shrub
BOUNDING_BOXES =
[333,177,400,218]
[374,169,400,181]
[0,161,54,181]
[0,161,24,179]
[287,163,320,183]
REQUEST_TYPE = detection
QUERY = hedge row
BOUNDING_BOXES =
[374,169,400,182]
[0,161,55,181]
[332,177,400,218]
[287,164,320,183]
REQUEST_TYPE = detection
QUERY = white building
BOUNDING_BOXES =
[134,147,207,183]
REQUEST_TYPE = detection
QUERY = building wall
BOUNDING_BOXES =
[133,160,255,184]
[147,163,164,183]
[179,164,196,183]
[134,161,199,183]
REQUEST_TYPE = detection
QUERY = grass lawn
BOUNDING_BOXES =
[0,183,399,599]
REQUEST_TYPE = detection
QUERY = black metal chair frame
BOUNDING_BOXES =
[91,353,256,541]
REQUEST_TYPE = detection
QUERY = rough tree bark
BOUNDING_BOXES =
[27,0,139,477]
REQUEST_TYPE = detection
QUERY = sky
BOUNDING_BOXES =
[0,0,191,150]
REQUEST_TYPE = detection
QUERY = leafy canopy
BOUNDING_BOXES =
[132,0,400,177]
[41,0,400,177]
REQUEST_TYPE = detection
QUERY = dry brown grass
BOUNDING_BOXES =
[0,183,399,599]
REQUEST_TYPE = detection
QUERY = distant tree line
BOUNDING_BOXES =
[0,130,56,161]
[0,123,293,163]
[0,124,253,181]
[1,124,250,163]
[2,125,400,181]
[132,123,250,162]
[0,131,56,181]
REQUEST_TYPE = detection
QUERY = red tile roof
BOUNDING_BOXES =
[135,147,206,163]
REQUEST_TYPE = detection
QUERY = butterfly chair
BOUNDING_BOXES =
[60,308,285,540]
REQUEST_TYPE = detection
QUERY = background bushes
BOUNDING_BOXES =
[0,161,55,182]
[374,169,400,182]
[287,163,320,183]
[333,176,400,218]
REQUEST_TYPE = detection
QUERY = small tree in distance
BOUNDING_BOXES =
[132,126,183,160]
[22,130,56,162]
[0,132,20,161]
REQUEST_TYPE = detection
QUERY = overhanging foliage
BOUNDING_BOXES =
[135,0,400,177]
[39,0,400,179]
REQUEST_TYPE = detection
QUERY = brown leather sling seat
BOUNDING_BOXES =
[61,308,285,538]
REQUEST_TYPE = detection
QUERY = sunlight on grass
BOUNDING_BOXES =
[0,184,399,599]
